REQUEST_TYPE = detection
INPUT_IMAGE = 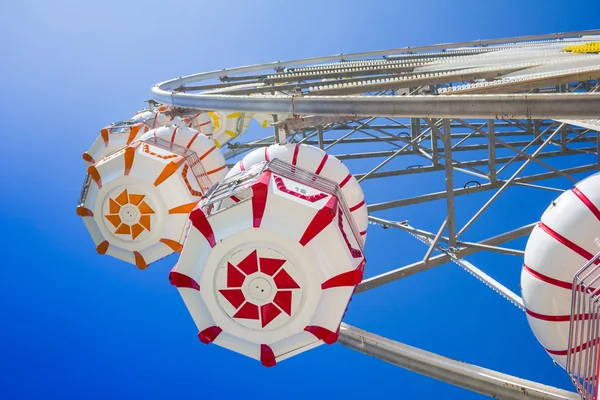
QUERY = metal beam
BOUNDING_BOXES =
[423,219,447,262]
[457,124,566,237]
[338,324,579,400]
[367,164,596,212]
[355,223,536,294]
[155,90,600,120]
[488,119,497,182]
[370,217,525,257]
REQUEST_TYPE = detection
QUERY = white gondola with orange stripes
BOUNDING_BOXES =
[522,171,600,370]
[83,107,194,168]
[83,121,149,168]
[169,144,367,367]
[77,125,228,269]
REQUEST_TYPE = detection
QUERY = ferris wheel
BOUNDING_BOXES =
[76,29,600,399]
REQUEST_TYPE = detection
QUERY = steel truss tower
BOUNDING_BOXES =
[151,30,600,399]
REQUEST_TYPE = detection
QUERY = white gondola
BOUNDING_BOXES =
[77,125,228,268]
[522,172,600,370]
[170,149,367,366]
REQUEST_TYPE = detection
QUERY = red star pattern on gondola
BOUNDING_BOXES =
[218,250,300,328]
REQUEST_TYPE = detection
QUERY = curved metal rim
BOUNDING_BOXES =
[152,29,600,119]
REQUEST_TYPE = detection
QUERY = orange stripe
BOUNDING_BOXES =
[206,164,227,175]
[100,128,109,147]
[96,241,109,255]
[124,146,135,175]
[170,126,179,143]
[169,202,198,214]
[160,239,183,253]
[126,125,141,145]
[82,152,95,164]
[76,206,94,217]
[180,165,203,197]
[199,146,216,161]
[87,165,102,188]
[133,251,147,270]
[154,157,185,186]
[186,131,202,148]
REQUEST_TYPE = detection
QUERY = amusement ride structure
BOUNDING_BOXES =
[77,30,600,399]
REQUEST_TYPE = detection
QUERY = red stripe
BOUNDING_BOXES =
[322,264,365,289]
[538,222,598,264]
[315,154,329,175]
[304,325,339,345]
[251,171,271,228]
[198,326,222,344]
[338,209,363,258]
[189,206,216,247]
[292,144,300,165]
[264,147,270,162]
[360,230,367,236]
[572,186,600,222]
[349,200,365,212]
[230,195,241,203]
[526,308,597,322]
[339,173,352,188]
[299,197,337,246]
[546,337,600,356]
[169,270,200,291]
[523,264,573,290]
[260,344,276,368]
[274,176,328,203]
[239,160,245,171]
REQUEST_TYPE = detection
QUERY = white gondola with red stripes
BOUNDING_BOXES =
[170,149,366,366]
[522,172,600,369]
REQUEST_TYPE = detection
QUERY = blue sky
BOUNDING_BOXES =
[1,0,598,398]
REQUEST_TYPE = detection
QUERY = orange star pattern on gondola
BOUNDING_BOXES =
[104,189,155,240]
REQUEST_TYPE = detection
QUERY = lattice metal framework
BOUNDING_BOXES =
[149,30,600,399]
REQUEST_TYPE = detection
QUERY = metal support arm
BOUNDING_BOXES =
[338,324,579,400]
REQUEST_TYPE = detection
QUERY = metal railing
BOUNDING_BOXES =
[567,251,600,400]
[142,136,212,191]
[78,173,92,207]
[78,136,211,207]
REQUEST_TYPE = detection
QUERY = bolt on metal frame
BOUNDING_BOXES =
[151,30,600,399]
